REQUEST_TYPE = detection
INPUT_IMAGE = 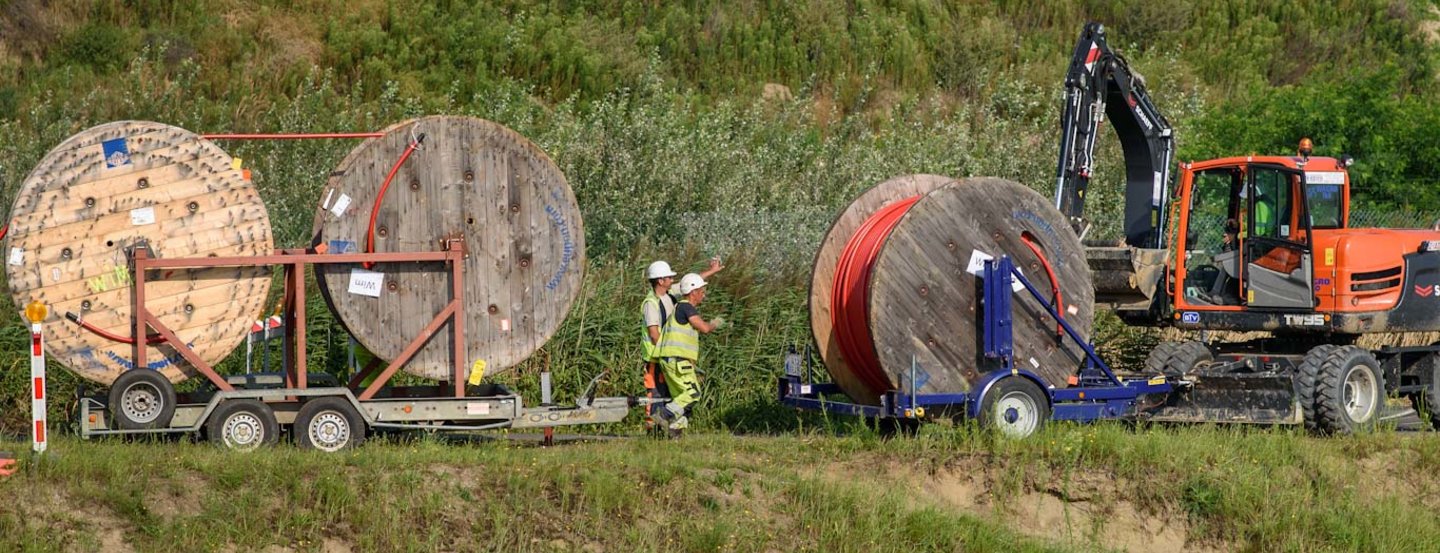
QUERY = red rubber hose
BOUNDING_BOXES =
[363,133,426,269]
[831,195,920,395]
[1019,233,1065,336]
[64,312,165,345]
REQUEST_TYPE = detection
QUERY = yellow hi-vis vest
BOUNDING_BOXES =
[641,292,664,362]
[657,299,700,361]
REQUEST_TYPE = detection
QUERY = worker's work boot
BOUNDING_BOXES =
[662,403,687,432]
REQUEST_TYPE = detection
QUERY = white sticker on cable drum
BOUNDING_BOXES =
[329,193,352,217]
[347,267,384,297]
[51,268,61,282]
[321,188,336,210]
[1067,305,1079,315]
[7,247,22,266]
[1029,357,1040,368]
[500,318,511,331]
[965,249,1024,292]
[129,206,156,226]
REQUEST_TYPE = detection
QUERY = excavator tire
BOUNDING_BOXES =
[1314,346,1383,434]
[1162,341,1212,377]
[1144,342,1181,377]
[1297,344,1338,432]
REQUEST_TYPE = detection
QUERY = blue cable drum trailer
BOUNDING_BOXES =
[780,256,1172,437]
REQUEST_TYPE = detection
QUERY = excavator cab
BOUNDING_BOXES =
[1175,160,1320,313]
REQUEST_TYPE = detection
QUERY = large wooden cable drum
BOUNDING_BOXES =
[312,116,584,380]
[811,176,1094,404]
[4,121,275,385]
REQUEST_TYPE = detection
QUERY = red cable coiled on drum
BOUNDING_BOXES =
[830,195,921,396]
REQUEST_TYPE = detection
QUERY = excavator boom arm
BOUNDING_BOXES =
[1054,22,1175,248]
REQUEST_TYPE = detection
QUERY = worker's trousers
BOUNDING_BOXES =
[659,357,701,412]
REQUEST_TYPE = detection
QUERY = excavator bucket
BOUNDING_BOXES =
[1086,246,1168,324]
[1141,372,1301,424]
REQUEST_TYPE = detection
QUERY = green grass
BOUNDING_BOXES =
[3,423,1440,552]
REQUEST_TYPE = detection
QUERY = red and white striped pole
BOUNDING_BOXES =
[25,301,48,454]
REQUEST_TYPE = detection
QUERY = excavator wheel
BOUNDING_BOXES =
[1162,341,1212,378]
[1144,342,1181,377]
[1313,346,1383,434]
[1296,345,1339,432]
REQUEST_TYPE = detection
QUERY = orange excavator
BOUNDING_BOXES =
[1059,22,1440,432]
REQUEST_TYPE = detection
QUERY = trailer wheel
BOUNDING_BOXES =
[207,399,279,451]
[108,369,177,430]
[1144,342,1181,376]
[1163,341,1212,377]
[1314,346,1383,434]
[1296,344,1338,431]
[978,377,1049,438]
[295,397,367,452]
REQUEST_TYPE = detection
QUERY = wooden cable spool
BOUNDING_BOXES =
[811,176,1093,404]
[4,121,274,385]
[312,116,584,380]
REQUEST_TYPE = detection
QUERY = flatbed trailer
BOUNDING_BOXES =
[74,240,642,451]
[781,255,1172,437]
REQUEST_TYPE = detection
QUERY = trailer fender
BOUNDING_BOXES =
[968,368,1052,420]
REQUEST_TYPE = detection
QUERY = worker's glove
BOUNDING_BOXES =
[710,317,727,330]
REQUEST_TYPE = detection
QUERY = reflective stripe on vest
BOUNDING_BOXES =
[641,293,663,362]
[657,299,700,361]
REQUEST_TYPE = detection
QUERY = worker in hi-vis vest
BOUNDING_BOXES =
[641,258,723,429]
[652,273,725,435]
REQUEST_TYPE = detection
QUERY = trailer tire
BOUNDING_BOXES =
[207,399,279,451]
[977,377,1049,438]
[295,397,367,452]
[1314,346,1383,434]
[1144,342,1181,376]
[1163,341,1212,377]
[108,369,177,430]
[1297,344,1338,432]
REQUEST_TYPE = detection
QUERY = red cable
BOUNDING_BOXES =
[202,133,384,140]
[1019,233,1065,336]
[64,313,166,345]
[363,134,426,269]
[831,196,921,396]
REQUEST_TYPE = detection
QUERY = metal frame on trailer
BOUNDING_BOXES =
[780,255,1172,432]
[78,240,638,443]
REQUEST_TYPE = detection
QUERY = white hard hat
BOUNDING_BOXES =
[679,273,707,295]
[646,261,676,279]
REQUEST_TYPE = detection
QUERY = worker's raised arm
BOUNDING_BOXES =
[699,256,725,279]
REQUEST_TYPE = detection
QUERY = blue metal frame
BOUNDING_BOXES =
[780,255,1172,425]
